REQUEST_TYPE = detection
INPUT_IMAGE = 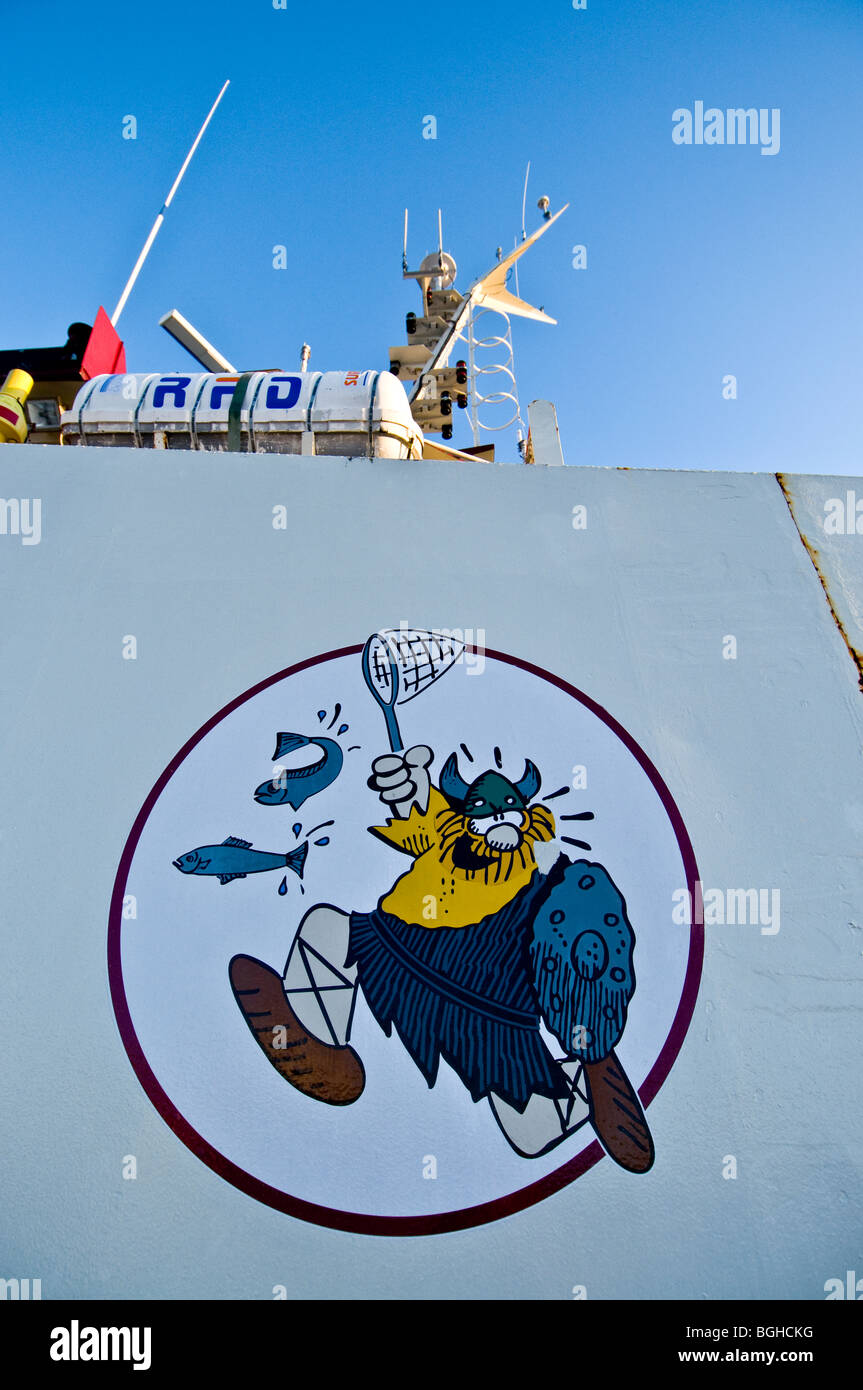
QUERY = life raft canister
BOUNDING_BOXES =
[60,369,424,459]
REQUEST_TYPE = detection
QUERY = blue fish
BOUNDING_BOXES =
[253,732,343,809]
[173,836,308,886]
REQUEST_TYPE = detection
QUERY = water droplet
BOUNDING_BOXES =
[338,723,349,735]
[317,710,326,722]
[292,822,302,838]
[278,877,288,896]
[314,837,330,846]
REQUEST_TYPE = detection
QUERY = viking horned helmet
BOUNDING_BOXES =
[439,753,541,818]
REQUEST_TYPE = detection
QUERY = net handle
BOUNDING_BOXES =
[362,636,404,752]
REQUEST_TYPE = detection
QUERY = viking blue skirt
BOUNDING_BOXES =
[347,854,637,1112]
[347,869,569,1112]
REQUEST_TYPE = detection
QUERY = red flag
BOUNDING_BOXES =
[80,306,126,380]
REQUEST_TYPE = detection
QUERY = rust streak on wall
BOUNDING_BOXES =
[776,472,863,692]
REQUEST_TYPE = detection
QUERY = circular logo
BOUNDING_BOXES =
[109,634,701,1235]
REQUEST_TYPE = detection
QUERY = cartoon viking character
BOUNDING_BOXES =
[230,743,654,1171]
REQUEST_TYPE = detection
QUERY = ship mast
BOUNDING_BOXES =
[389,200,568,450]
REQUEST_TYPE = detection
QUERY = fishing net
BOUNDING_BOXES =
[367,627,465,705]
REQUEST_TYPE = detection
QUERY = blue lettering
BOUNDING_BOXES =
[209,380,239,410]
[152,376,191,408]
[265,375,302,410]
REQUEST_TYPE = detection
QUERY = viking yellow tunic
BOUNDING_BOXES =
[370,787,555,929]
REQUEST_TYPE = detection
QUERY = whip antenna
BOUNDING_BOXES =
[515,161,530,298]
[110,79,231,327]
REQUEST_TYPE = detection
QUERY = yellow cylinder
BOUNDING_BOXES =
[0,369,34,444]
[3,369,34,401]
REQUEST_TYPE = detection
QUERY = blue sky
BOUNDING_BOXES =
[3,0,861,471]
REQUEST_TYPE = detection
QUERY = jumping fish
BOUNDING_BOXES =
[253,732,343,809]
[173,837,308,885]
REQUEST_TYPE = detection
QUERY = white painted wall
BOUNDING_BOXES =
[1,446,861,1298]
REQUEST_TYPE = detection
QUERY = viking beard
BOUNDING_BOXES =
[437,804,555,883]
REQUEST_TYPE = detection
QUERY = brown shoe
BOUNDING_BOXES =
[583,1050,655,1173]
[229,954,365,1106]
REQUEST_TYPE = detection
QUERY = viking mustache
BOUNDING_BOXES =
[438,804,555,853]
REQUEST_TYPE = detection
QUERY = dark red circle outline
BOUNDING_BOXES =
[108,643,702,1237]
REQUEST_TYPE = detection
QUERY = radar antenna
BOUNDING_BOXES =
[388,199,567,449]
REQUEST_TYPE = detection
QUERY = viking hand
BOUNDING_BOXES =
[368,745,434,819]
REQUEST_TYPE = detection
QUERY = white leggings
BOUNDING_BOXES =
[282,903,590,1158]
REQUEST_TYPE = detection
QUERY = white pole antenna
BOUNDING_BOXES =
[110,79,231,328]
[402,208,409,271]
[437,208,443,264]
[516,161,530,299]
